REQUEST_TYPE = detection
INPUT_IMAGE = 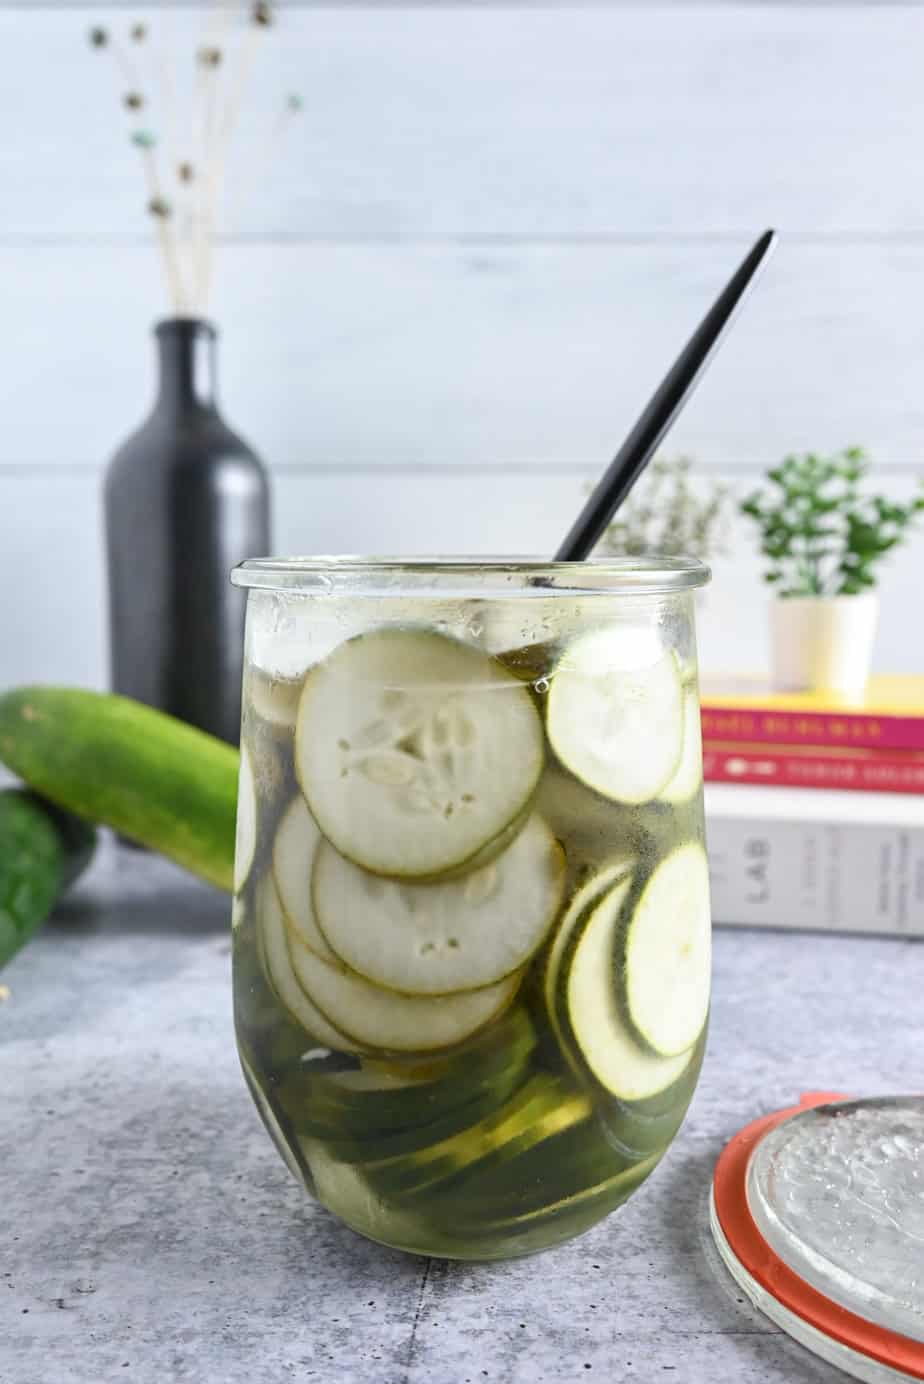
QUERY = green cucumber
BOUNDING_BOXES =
[0,789,97,969]
[0,687,238,891]
[295,629,544,880]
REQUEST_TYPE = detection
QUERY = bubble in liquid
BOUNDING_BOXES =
[533,677,550,695]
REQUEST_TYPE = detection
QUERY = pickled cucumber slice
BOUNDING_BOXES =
[546,631,683,804]
[272,796,338,962]
[288,927,522,1054]
[257,872,362,1053]
[306,1057,530,1165]
[561,874,697,1101]
[280,1007,536,1143]
[233,743,257,892]
[250,668,302,731]
[623,843,711,1058]
[543,861,635,1023]
[295,629,544,879]
[364,1073,592,1200]
[312,814,565,995]
[659,689,703,805]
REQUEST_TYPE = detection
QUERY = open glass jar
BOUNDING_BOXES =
[230,557,711,1260]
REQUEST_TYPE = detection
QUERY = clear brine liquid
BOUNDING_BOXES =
[232,597,709,1260]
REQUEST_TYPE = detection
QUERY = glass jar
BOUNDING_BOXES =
[230,557,711,1260]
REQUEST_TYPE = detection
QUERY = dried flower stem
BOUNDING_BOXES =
[226,94,302,231]
[139,146,187,313]
[189,4,239,313]
[198,16,266,311]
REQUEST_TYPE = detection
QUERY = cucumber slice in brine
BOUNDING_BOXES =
[288,927,523,1055]
[312,813,565,995]
[546,630,684,804]
[659,688,703,805]
[295,629,544,880]
[233,743,257,892]
[623,842,711,1058]
[249,668,303,732]
[272,796,338,962]
[256,872,363,1054]
[557,872,699,1102]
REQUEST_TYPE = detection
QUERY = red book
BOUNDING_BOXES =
[700,675,924,752]
[703,741,924,795]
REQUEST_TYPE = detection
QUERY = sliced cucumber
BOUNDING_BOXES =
[546,631,684,804]
[233,743,257,892]
[307,1058,529,1165]
[278,1007,536,1144]
[543,861,635,1023]
[312,813,565,996]
[558,873,697,1102]
[659,689,703,805]
[623,843,711,1058]
[288,926,522,1054]
[231,892,247,931]
[459,1147,661,1246]
[239,1047,313,1186]
[295,629,544,880]
[364,1073,592,1200]
[257,872,363,1053]
[272,796,338,962]
[249,667,303,732]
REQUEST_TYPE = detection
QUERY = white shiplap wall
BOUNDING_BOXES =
[2,2,923,689]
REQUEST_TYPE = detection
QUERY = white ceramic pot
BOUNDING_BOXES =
[770,593,879,696]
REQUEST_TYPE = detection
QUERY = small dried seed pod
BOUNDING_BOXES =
[147,197,172,220]
[130,23,147,42]
[177,162,195,184]
[197,45,223,68]
[123,91,145,111]
[252,2,274,27]
[88,26,108,48]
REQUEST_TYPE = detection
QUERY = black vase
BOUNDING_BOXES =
[104,318,270,745]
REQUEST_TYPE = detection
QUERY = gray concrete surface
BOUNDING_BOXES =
[1,843,919,1384]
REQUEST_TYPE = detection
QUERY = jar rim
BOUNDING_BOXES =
[231,555,710,596]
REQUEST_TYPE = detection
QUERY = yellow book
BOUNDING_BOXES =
[700,675,924,751]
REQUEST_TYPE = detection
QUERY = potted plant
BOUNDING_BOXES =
[741,448,924,696]
[596,455,732,565]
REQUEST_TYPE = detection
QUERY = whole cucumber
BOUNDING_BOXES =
[0,789,97,970]
[0,687,238,892]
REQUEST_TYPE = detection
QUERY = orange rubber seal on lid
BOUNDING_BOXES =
[713,1092,924,1380]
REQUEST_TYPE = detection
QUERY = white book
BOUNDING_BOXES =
[704,783,924,936]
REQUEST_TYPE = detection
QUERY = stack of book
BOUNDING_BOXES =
[700,676,924,935]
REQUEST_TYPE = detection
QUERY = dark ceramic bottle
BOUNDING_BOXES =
[105,318,270,745]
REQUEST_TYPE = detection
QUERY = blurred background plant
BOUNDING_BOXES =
[88,2,301,315]
[740,447,924,598]
[596,455,733,562]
